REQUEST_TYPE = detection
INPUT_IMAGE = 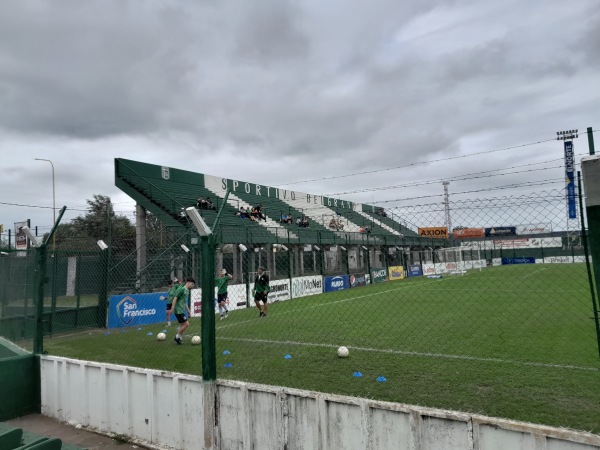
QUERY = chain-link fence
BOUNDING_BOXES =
[2,188,599,432]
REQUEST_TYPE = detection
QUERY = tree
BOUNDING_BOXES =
[51,195,135,252]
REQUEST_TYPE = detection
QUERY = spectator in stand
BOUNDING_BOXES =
[296,217,302,227]
[280,213,288,224]
[301,217,310,228]
[255,205,267,221]
[197,197,207,209]
[205,197,216,210]
[286,214,292,224]
[364,226,371,234]
[329,218,337,229]
[236,207,247,219]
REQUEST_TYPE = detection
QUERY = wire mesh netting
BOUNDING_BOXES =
[2,188,599,432]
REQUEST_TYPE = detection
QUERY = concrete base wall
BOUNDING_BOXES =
[40,356,600,450]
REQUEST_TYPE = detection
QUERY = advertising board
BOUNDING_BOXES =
[108,292,166,328]
[371,268,387,283]
[388,266,404,281]
[350,273,367,288]
[324,275,350,292]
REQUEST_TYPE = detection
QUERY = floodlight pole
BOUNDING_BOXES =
[34,159,56,250]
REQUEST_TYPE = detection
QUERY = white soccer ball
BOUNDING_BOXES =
[337,346,349,358]
[157,332,166,341]
[191,335,201,345]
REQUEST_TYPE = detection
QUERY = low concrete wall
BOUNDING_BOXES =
[40,356,600,450]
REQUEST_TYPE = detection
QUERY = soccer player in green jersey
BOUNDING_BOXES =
[216,269,233,320]
[163,278,179,326]
[253,267,270,318]
[168,278,195,345]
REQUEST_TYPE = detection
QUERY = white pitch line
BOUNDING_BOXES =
[522,268,548,279]
[218,336,600,372]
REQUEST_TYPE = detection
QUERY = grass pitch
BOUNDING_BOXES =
[44,264,600,433]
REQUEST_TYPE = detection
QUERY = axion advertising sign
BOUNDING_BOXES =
[418,227,448,239]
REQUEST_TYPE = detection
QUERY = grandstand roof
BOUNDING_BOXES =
[114,158,426,246]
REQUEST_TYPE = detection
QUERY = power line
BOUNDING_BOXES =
[276,135,563,187]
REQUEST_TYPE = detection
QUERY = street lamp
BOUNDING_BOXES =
[34,158,55,249]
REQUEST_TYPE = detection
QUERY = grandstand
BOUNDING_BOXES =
[115,158,425,248]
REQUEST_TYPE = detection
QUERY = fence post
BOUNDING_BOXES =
[33,245,48,355]
[201,235,217,449]
[97,248,109,328]
[580,160,600,359]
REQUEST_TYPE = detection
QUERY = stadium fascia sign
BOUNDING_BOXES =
[484,227,516,237]
[220,177,355,210]
[108,293,163,328]
[324,275,350,292]
[418,227,448,238]
[350,273,367,288]
[388,266,404,281]
[453,228,485,239]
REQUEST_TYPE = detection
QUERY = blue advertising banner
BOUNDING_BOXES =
[564,141,577,219]
[324,275,350,292]
[485,227,516,237]
[501,257,535,265]
[108,292,170,329]
[408,264,423,277]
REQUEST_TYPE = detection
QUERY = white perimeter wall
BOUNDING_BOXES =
[41,356,600,450]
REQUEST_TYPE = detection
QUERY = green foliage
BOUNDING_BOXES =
[51,195,135,252]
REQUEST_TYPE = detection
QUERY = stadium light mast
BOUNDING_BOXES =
[557,130,581,247]
[442,181,452,232]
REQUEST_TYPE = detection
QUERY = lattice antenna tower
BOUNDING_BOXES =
[442,181,452,232]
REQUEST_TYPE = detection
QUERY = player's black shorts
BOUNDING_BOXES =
[254,292,268,303]
[166,303,172,311]
[175,313,188,324]
[217,293,228,303]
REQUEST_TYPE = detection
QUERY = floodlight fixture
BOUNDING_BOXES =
[185,207,212,237]
[239,244,248,252]
[21,226,41,247]
[313,245,320,251]
[556,129,579,140]
[97,240,108,250]
[181,244,190,253]
[0,252,8,256]
[362,245,368,250]
[281,245,288,251]
[340,246,347,251]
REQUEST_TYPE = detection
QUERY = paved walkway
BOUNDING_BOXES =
[6,414,151,450]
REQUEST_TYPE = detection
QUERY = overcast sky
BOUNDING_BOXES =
[1,0,598,236]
